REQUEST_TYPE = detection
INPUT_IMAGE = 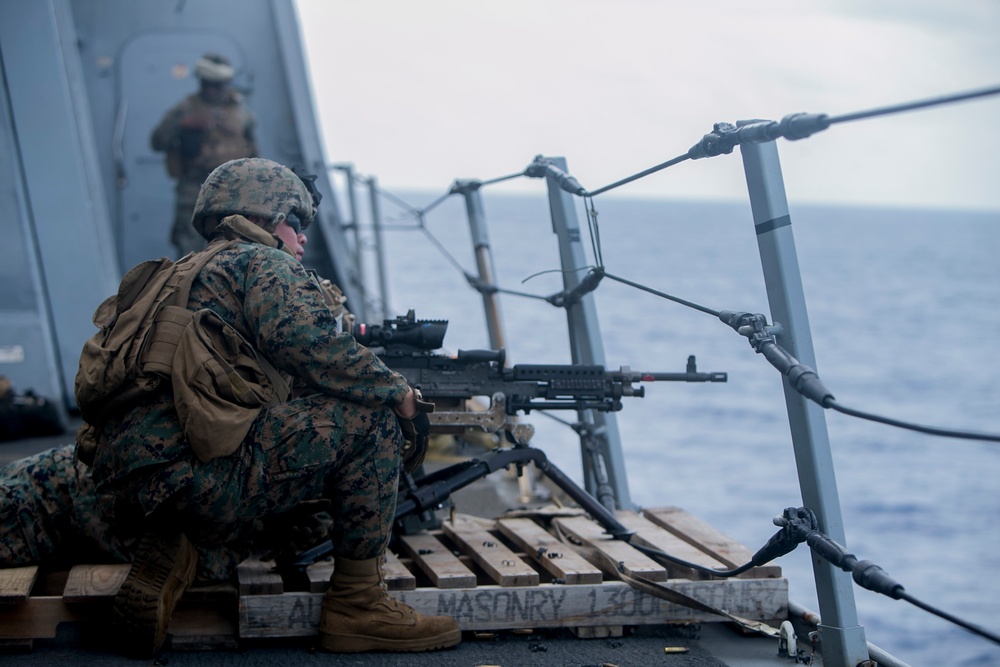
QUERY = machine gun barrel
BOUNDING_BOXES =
[612,355,727,384]
[383,351,726,414]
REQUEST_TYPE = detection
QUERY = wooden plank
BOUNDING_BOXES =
[239,578,789,636]
[237,557,284,595]
[441,515,538,587]
[496,517,602,585]
[0,596,88,639]
[0,566,38,605]
[63,564,130,603]
[642,507,782,578]
[553,515,668,582]
[383,550,416,590]
[615,511,729,580]
[302,552,415,593]
[398,532,477,589]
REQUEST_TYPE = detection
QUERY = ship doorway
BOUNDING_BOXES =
[116,32,248,268]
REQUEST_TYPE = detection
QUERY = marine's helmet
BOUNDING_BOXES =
[194,53,234,83]
[192,158,318,239]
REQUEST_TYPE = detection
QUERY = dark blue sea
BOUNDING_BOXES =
[372,190,1000,666]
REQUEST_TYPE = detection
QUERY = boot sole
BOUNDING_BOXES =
[320,627,462,653]
[111,531,198,657]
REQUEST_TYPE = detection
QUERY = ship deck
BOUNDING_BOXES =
[0,428,806,666]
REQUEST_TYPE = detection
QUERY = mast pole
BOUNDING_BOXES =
[455,180,508,353]
[542,156,632,511]
[739,134,869,667]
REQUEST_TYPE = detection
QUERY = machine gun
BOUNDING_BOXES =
[353,310,727,445]
[281,311,727,577]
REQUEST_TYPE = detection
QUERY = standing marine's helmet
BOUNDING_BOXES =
[194,53,234,83]
[192,158,318,239]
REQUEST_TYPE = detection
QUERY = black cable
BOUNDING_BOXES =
[899,591,1000,645]
[625,507,1000,645]
[826,398,1000,443]
[417,224,468,277]
[828,83,1000,125]
[584,153,690,197]
[626,539,756,578]
[466,275,552,302]
[369,179,457,219]
[602,271,720,317]
[478,170,527,187]
[797,512,1000,647]
[419,191,456,215]
[595,273,1000,444]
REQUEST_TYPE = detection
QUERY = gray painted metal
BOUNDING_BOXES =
[333,164,369,322]
[0,0,356,409]
[0,0,121,411]
[739,136,868,666]
[366,175,391,321]
[542,156,633,511]
[0,45,67,417]
[65,0,349,287]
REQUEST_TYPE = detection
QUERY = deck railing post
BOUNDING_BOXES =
[456,181,508,353]
[333,163,368,322]
[541,157,632,511]
[365,175,390,321]
[739,135,869,667]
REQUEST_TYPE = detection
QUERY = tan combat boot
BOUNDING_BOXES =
[111,530,198,657]
[319,556,461,652]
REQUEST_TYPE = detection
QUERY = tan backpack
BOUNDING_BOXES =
[75,219,289,463]
[74,253,209,428]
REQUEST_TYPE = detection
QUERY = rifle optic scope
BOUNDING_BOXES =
[352,310,448,351]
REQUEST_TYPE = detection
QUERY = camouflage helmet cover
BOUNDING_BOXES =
[192,158,317,239]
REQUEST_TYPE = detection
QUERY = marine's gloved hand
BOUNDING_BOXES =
[397,390,434,473]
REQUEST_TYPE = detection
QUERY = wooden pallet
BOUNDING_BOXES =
[0,507,787,649]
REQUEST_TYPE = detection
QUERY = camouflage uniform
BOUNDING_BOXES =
[0,444,265,583]
[90,225,410,561]
[80,159,457,656]
[0,444,130,567]
[150,86,257,257]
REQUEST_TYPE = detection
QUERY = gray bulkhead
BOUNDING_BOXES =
[0,0,353,414]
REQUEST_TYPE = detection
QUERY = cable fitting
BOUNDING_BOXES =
[851,560,905,599]
[525,155,587,196]
[718,310,780,352]
[689,113,832,160]
[465,273,499,296]
[546,267,605,308]
[776,112,831,140]
[752,506,818,566]
[687,122,739,159]
[450,179,482,195]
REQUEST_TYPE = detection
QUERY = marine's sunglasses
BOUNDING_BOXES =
[285,214,302,234]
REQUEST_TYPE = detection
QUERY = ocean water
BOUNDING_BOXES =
[367,190,1000,666]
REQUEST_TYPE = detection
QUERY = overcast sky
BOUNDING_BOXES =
[294,0,1000,211]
